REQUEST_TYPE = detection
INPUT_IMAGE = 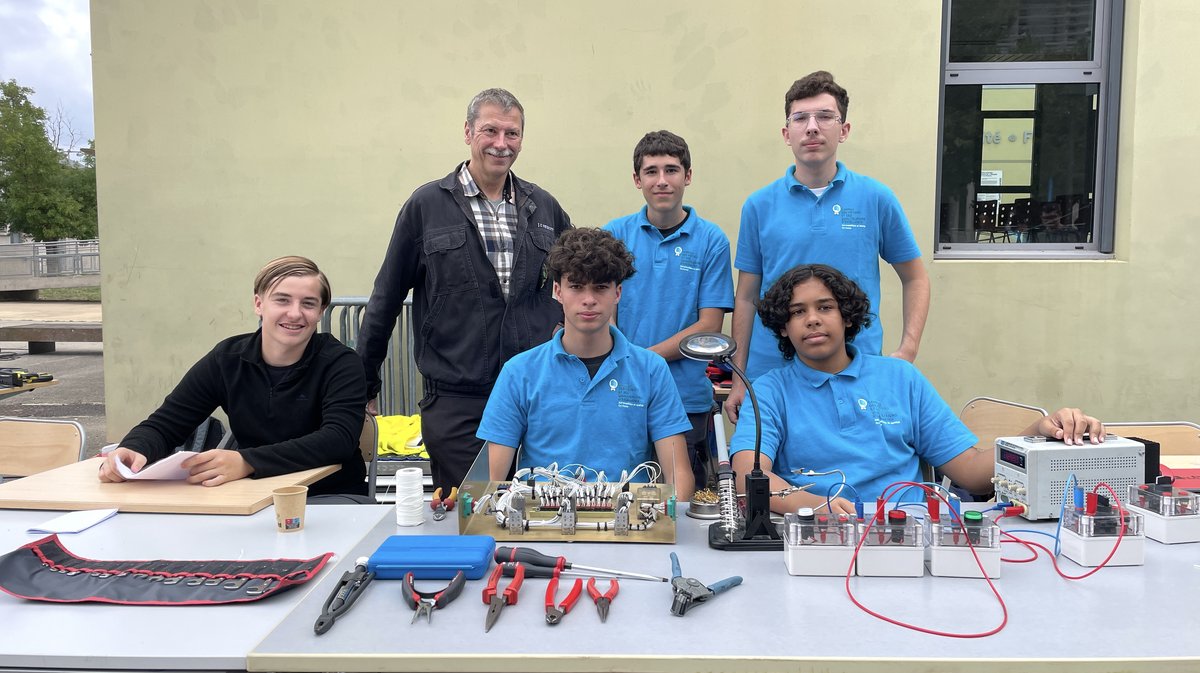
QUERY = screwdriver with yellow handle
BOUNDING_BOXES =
[494,546,667,583]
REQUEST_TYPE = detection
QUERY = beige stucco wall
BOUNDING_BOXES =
[92,0,1198,440]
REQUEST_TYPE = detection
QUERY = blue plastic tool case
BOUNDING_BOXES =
[367,535,495,580]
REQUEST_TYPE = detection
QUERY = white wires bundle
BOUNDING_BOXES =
[393,467,425,526]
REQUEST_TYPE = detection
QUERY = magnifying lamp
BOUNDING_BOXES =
[679,332,782,551]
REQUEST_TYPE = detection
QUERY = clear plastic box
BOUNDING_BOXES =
[782,512,858,576]
[858,517,923,547]
[928,520,1000,548]
[1127,484,1200,517]
[782,512,857,547]
[1061,502,1144,538]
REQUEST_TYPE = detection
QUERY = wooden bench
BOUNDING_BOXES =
[0,322,103,354]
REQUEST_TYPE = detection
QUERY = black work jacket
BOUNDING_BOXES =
[357,164,572,397]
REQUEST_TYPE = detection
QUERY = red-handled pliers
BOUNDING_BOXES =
[586,577,619,623]
[482,562,524,632]
[544,570,583,625]
[431,487,458,521]
[402,571,465,624]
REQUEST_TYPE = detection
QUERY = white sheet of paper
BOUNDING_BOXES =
[115,451,198,480]
[28,508,118,534]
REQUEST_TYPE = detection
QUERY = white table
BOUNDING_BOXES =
[0,505,392,672]
[250,509,1200,673]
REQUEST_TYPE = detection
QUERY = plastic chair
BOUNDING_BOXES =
[175,416,232,453]
[361,414,379,500]
[172,416,378,500]
[1106,421,1200,456]
[959,397,1048,449]
[0,416,86,479]
[942,397,1047,501]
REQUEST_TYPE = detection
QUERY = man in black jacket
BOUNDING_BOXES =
[99,256,368,496]
[357,87,573,492]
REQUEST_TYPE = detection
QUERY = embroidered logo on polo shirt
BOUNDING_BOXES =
[677,248,701,272]
[612,379,646,409]
[858,397,901,425]
[838,206,867,230]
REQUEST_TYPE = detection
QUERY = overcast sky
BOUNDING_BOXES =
[0,0,93,152]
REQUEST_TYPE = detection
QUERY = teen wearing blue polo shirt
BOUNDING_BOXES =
[729,264,1104,514]
[603,130,733,489]
[478,228,695,500]
[725,71,930,424]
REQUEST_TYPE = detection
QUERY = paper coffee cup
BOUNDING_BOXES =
[273,485,308,532]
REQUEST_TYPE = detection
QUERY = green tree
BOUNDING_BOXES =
[0,79,97,241]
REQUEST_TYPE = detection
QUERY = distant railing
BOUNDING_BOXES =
[0,239,100,278]
[320,295,419,416]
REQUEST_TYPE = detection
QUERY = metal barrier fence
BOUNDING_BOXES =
[0,239,100,278]
[320,295,419,416]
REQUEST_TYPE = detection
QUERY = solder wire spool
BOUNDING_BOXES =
[394,467,425,526]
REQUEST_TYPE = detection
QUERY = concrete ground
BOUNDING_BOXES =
[1,301,107,458]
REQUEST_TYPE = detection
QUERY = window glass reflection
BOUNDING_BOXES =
[949,0,1096,62]
[939,83,1098,245]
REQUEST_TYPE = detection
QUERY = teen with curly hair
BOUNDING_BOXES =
[478,228,695,499]
[730,264,1103,513]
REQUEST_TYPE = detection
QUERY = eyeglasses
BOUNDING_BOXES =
[787,110,843,128]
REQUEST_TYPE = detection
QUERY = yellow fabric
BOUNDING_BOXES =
[376,414,428,459]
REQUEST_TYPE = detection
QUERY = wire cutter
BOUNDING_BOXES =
[313,557,375,635]
[668,552,742,617]
[586,577,619,623]
[402,570,465,624]
[431,487,458,521]
[544,571,583,625]
[482,562,524,632]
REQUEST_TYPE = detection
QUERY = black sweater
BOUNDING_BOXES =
[120,331,368,496]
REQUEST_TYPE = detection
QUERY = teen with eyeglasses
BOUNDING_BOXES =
[724,71,930,424]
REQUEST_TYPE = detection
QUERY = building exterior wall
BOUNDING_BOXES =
[91,0,1198,440]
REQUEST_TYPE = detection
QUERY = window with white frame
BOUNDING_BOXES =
[935,0,1123,258]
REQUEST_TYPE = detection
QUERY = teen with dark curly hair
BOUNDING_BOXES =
[730,264,1104,513]
[478,228,695,499]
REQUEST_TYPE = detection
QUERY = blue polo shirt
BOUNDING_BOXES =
[478,325,691,479]
[729,344,976,501]
[603,206,734,413]
[735,163,921,379]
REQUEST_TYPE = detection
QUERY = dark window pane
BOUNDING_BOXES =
[949,0,1096,62]
[939,83,1098,245]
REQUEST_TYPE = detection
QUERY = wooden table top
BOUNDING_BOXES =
[0,379,59,399]
[0,457,339,515]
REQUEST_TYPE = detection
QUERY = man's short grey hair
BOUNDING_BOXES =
[466,88,525,130]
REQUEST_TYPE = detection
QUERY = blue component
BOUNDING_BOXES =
[1074,486,1086,510]
[708,575,744,595]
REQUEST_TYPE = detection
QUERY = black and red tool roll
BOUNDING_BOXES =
[0,534,332,605]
